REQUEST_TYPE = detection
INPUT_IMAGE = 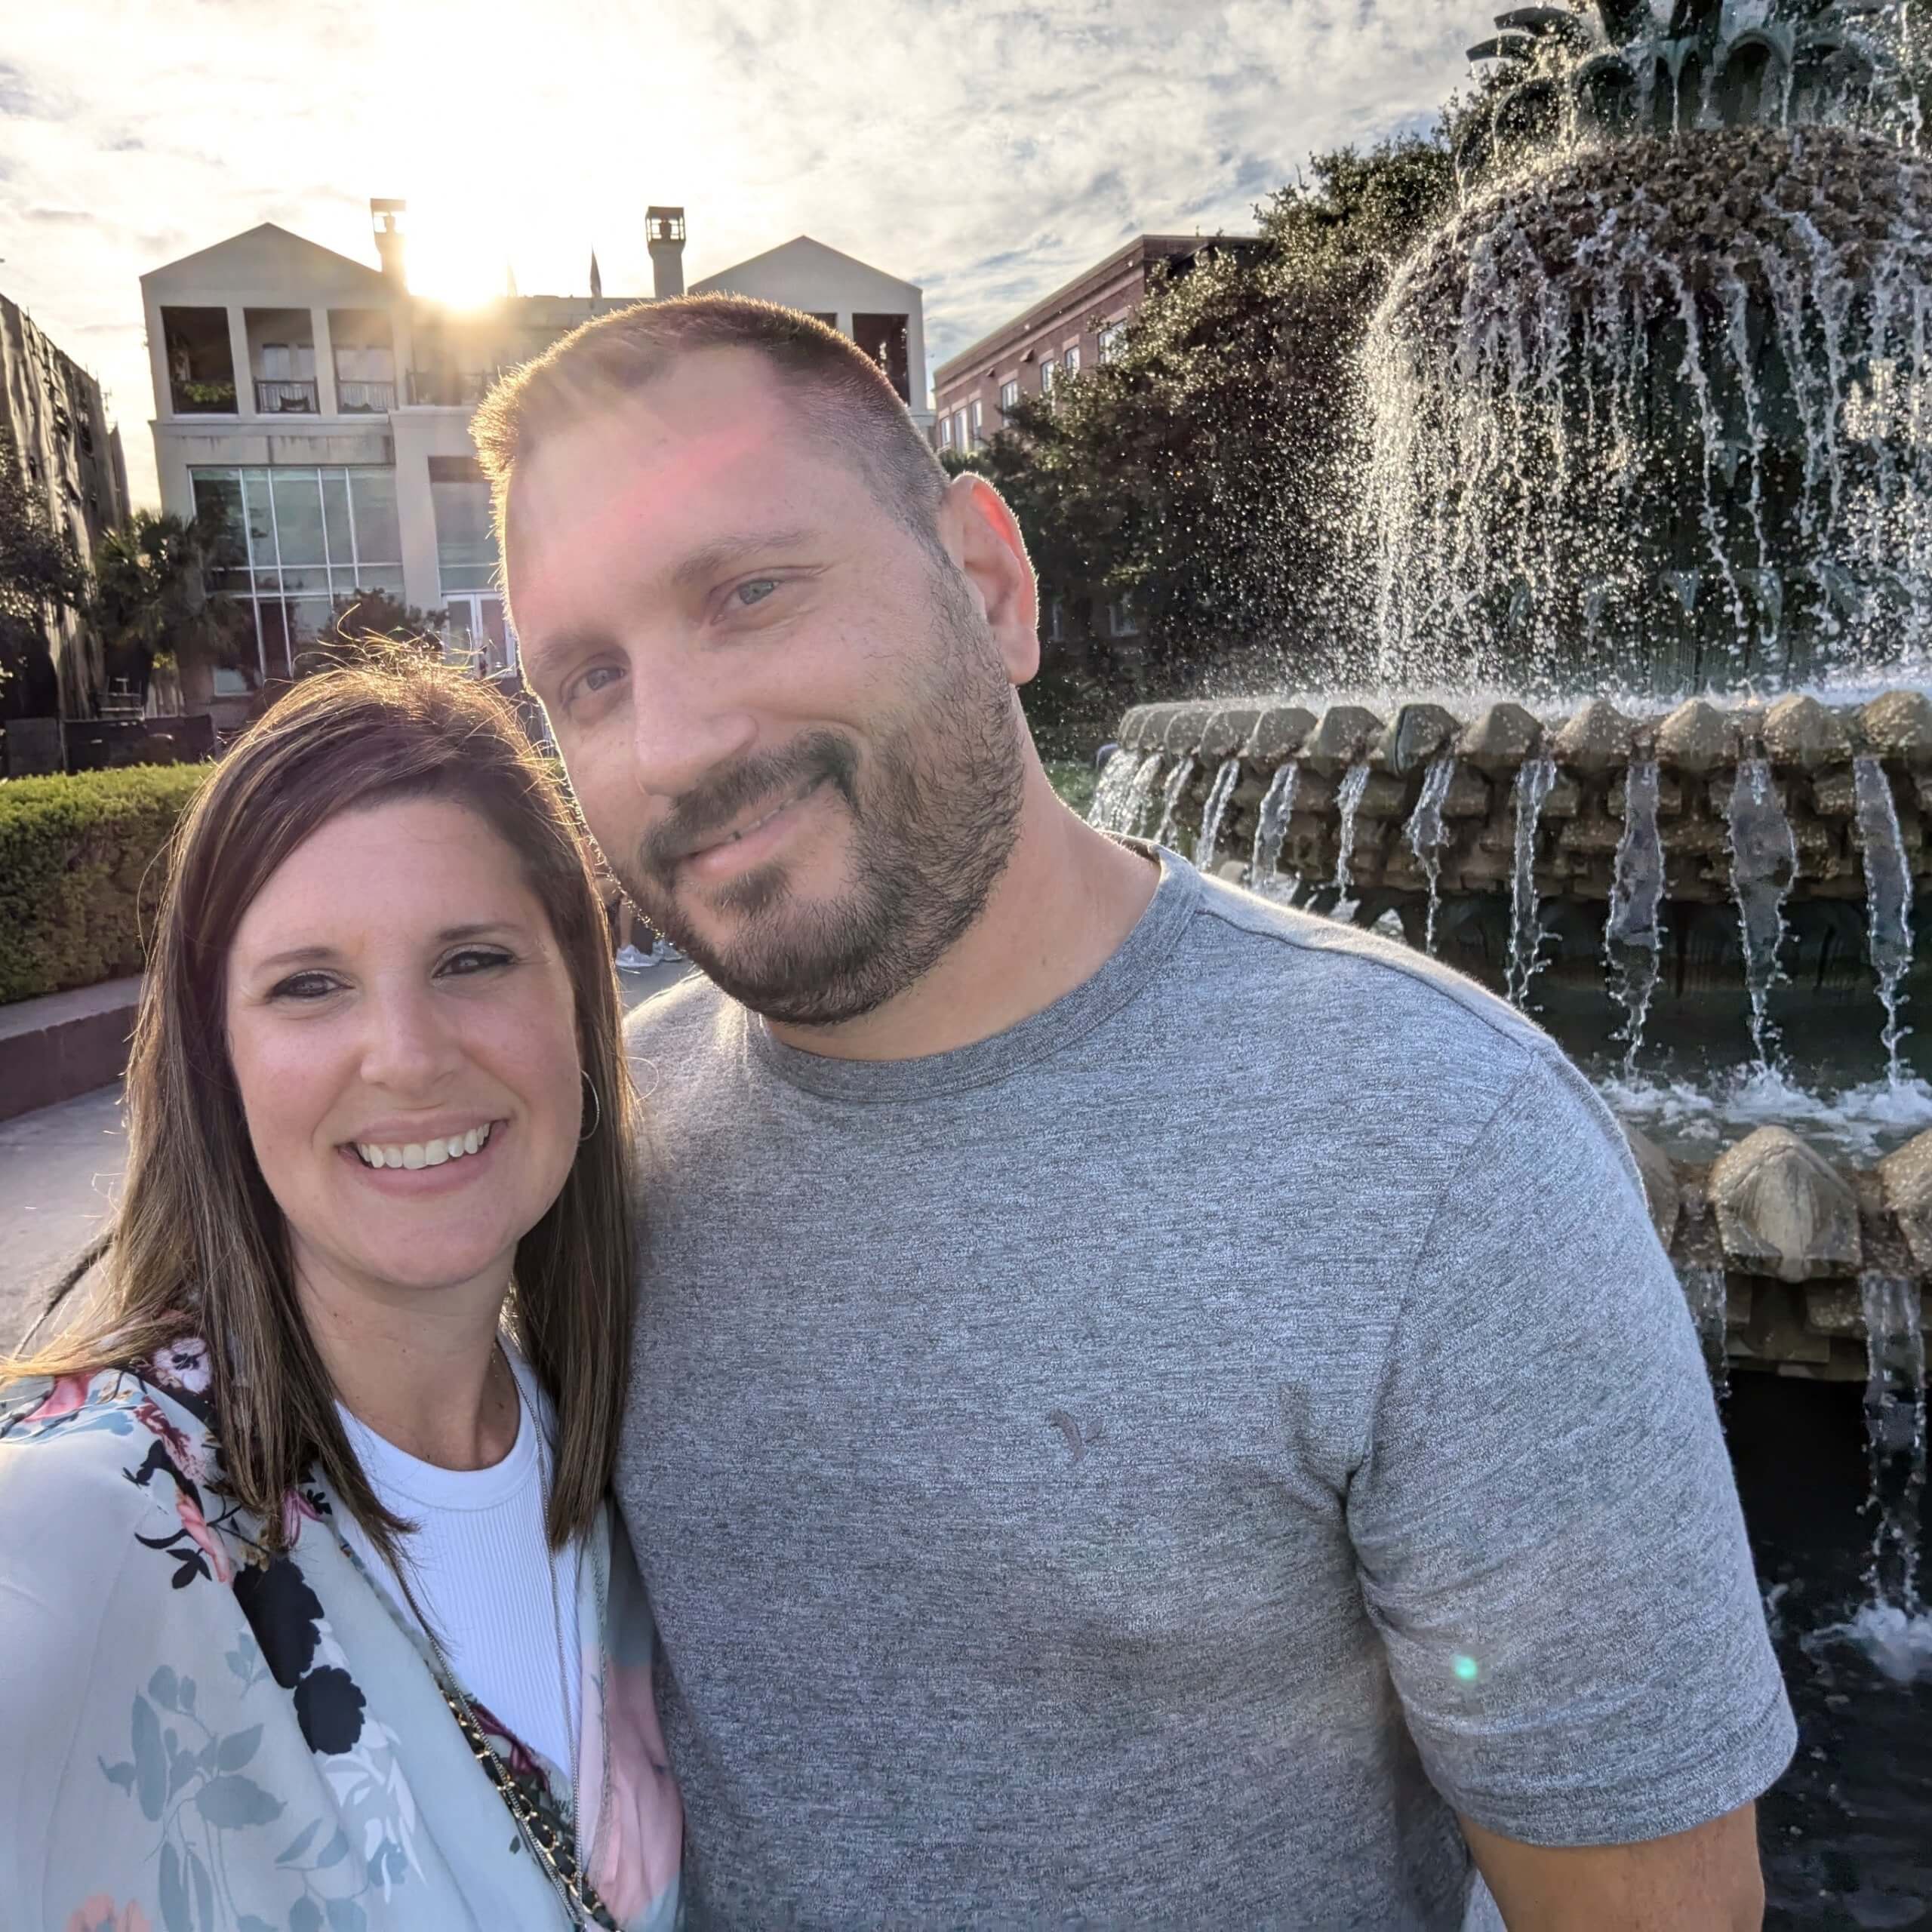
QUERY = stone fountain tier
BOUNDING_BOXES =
[1108,690,1932,905]
[1625,1117,1932,1383]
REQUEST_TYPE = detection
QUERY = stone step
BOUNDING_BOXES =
[1626,1118,1932,1381]
[0,977,142,1123]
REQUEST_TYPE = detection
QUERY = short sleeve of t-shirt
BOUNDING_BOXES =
[1347,1047,1796,1847]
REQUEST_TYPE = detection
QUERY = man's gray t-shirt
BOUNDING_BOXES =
[618,851,1794,1928]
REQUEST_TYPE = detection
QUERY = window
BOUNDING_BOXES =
[1106,595,1137,638]
[189,464,405,685]
[971,398,983,441]
[998,379,1020,413]
[954,409,969,448]
[1063,344,1081,377]
[429,456,499,594]
[1040,358,1056,396]
[1098,321,1127,365]
[940,414,955,450]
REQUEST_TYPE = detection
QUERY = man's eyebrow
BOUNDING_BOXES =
[669,526,817,590]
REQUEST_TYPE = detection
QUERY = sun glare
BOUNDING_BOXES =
[399,196,517,309]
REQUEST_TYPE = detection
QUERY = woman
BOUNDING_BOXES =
[0,662,682,1930]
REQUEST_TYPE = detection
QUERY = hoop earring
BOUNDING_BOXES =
[579,1069,602,1143]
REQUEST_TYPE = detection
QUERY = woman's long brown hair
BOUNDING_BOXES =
[6,658,638,1564]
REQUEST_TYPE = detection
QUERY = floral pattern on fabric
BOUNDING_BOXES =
[0,1349,681,1932]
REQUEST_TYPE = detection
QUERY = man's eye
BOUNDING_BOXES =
[568,664,626,704]
[734,578,779,608]
[269,972,339,1001]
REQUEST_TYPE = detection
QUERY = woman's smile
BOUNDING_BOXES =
[346,1117,506,1173]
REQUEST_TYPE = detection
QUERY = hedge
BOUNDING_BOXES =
[0,764,211,1005]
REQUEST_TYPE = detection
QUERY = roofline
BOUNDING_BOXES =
[693,232,922,294]
[934,230,1260,386]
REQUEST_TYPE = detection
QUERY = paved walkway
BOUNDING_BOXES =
[0,958,691,1351]
[0,1084,127,1349]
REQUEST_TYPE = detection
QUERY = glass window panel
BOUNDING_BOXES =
[349,468,401,562]
[259,600,294,682]
[272,470,326,567]
[251,568,283,595]
[288,597,334,643]
[241,469,276,566]
[207,567,251,594]
[321,471,352,568]
[431,472,497,595]
[345,565,406,600]
[280,565,330,593]
[189,470,246,561]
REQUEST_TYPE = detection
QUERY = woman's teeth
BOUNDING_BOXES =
[355,1123,493,1171]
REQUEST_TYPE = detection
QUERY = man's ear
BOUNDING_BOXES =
[939,472,1041,686]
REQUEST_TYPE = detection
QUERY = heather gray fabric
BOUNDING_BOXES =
[617,848,1795,1930]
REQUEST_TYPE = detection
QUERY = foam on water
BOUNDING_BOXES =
[1596,1064,1932,1163]
[1812,1601,1932,1685]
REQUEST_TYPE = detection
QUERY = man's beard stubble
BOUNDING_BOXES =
[613,567,1028,1027]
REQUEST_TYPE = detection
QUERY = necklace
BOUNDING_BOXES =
[413,1345,616,1929]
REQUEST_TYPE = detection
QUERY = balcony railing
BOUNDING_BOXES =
[406,368,513,408]
[256,379,318,414]
[335,379,397,414]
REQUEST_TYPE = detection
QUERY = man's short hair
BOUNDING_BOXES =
[472,294,948,549]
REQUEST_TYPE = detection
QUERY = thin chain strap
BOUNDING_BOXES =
[437,1675,618,1930]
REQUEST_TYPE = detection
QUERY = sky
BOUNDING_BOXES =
[0,0,1479,509]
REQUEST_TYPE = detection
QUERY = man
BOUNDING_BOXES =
[476,299,1794,1929]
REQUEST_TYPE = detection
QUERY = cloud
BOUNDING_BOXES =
[0,0,1475,509]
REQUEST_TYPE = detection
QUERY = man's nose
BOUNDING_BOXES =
[626,651,758,801]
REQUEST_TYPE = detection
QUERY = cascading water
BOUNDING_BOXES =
[1086,747,1143,835]
[1854,755,1916,1087]
[1120,753,1165,841]
[1152,756,1198,854]
[1404,753,1456,955]
[1361,125,1932,693]
[1680,1264,1732,1404]
[1249,761,1301,903]
[1850,1273,1930,1679]
[1506,757,1558,1008]
[1606,759,1667,1079]
[1193,758,1244,875]
[1331,762,1372,920]
[1726,758,1799,1073]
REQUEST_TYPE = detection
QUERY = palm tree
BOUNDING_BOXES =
[90,511,245,709]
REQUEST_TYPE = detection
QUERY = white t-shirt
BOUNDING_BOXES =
[335,1346,583,1777]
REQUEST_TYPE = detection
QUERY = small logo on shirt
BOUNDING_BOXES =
[1046,1409,1106,1463]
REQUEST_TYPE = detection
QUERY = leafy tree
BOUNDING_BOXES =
[952,132,1458,732]
[0,426,87,717]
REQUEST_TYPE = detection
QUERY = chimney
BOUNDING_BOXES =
[371,198,408,288]
[647,206,686,300]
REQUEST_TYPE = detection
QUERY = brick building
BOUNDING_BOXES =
[931,231,1259,457]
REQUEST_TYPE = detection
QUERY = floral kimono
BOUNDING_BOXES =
[0,1340,682,1932]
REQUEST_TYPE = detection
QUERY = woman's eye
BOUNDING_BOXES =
[734,578,779,609]
[440,948,513,977]
[269,972,340,1001]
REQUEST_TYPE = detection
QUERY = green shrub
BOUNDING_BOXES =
[0,764,211,1004]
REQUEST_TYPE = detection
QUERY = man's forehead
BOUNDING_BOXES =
[508,353,841,555]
